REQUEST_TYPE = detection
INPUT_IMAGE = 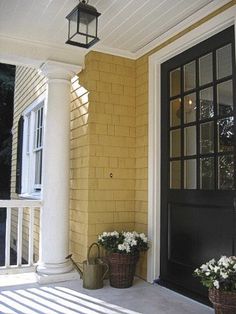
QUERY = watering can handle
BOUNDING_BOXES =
[102,262,109,280]
[87,242,100,264]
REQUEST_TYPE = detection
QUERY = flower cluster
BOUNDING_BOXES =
[98,231,149,255]
[194,256,236,291]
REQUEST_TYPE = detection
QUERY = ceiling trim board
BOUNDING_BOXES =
[135,0,232,58]
[130,0,212,53]
[92,44,136,60]
[0,34,85,68]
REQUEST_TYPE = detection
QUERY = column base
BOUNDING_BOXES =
[36,259,73,275]
[36,269,79,284]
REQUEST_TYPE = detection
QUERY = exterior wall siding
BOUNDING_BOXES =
[70,77,90,263]
[70,52,137,265]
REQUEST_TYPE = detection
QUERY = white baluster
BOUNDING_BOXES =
[5,207,11,267]
[17,207,23,266]
[28,207,34,266]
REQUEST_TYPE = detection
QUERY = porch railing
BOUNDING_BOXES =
[0,199,41,273]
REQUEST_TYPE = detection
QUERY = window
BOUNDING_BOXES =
[20,97,45,198]
[168,41,235,191]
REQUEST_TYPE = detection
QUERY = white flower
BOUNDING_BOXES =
[130,239,137,246]
[125,245,131,253]
[118,242,131,253]
[221,272,228,279]
[98,235,104,242]
[219,256,229,268]
[118,244,126,251]
[213,280,220,289]
[139,233,148,243]
[208,258,216,265]
[110,231,119,238]
[200,264,209,272]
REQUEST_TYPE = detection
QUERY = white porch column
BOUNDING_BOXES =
[37,61,81,282]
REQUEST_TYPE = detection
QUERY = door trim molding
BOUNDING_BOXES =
[147,5,236,283]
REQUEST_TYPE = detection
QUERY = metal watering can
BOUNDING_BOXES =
[66,242,108,289]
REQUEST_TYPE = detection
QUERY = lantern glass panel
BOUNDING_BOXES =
[71,33,88,45]
[79,11,97,37]
[69,10,78,37]
[88,17,97,37]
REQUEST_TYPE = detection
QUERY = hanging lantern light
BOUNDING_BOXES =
[66,0,101,49]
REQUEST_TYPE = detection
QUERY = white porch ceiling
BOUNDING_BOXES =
[0,0,231,67]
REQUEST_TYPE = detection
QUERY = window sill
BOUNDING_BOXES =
[19,193,42,200]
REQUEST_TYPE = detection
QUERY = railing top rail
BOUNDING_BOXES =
[0,199,42,207]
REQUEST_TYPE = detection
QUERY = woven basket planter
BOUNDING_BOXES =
[209,288,236,314]
[108,253,139,288]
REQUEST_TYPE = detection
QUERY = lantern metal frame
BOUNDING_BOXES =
[66,0,101,49]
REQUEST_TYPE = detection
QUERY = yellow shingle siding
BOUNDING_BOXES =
[70,77,90,263]
[70,51,136,263]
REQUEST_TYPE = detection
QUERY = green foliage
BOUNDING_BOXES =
[194,256,236,291]
[98,231,149,255]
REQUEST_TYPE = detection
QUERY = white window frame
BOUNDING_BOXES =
[20,94,45,199]
[148,5,236,283]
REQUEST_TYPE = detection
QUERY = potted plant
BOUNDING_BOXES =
[98,231,149,288]
[194,256,236,313]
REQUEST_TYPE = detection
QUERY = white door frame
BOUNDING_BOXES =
[147,5,236,283]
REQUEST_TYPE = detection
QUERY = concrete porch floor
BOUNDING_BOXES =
[0,273,213,314]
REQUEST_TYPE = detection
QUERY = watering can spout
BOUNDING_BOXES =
[66,254,83,278]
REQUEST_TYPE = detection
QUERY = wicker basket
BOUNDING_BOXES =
[209,288,236,314]
[108,253,139,288]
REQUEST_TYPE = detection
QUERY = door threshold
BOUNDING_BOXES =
[156,278,211,307]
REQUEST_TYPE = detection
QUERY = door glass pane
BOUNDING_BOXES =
[184,126,196,156]
[184,61,196,91]
[184,159,196,189]
[170,129,181,157]
[200,87,214,120]
[217,80,233,116]
[218,117,234,152]
[170,98,181,127]
[218,155,234,190]
[200,157,214,190]
[170,68,180,97]
[216,44,232,79]
[170,160,181,189]
[200,122,214,154]
[199,53,213,86]
[184,93,196,123]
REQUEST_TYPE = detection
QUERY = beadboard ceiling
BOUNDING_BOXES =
[0,0,231,66]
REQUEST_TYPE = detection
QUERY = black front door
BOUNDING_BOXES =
[160,26,236,301]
